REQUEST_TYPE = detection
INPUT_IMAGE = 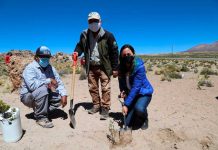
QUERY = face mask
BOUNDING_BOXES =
[39,58,50,68]
[122,55,134,64]
[88,22,101,32]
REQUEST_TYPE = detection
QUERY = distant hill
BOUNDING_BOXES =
[186,41,218,52]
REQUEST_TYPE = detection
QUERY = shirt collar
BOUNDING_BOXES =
[98,27,105,37]
[33,60,41,68]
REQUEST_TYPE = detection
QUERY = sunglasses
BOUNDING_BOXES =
[88,19,100,24]
[39,55,51,58]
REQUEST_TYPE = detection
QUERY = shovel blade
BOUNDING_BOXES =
[119,127,132,144]
[69,99,76,128]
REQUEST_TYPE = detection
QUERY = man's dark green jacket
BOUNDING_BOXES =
[74,28,119,77]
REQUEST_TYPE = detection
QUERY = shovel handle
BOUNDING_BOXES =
[70,53,77,100]
[72,52,78,66]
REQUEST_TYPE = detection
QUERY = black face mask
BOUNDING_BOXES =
[122,55,134,64]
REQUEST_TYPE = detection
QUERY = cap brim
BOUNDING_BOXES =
[88,17,100,20]
[38,54,51,58]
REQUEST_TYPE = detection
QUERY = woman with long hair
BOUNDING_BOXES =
[118,44,154,130]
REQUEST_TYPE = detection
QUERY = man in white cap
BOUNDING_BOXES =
[73,12,119,120]
[20,46,67,128]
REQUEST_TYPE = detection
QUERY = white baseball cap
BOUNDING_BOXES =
[88,12,101,20]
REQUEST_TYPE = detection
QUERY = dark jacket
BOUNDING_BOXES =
[74,28,119,77]
[118,57,154,107]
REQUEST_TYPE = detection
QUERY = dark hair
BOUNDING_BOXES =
[119,44,135,74]
[119,44,135,62]
[6,52,12,56]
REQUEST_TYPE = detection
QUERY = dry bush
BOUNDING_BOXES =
[160,75,171,82]
[200,67,218,76]
[2,80,13,93]
[155,69,163,75]
[75,66,81,74]
[51,61,73,76]
[155,63,182,81]
[194,68,198,74]
[0,75,9,86]
[146,63,153,72]
[180,65,190,72]
[156,64,162,68]
[168,72,182,79]
[197,75,213,88]
[0,56,8,76]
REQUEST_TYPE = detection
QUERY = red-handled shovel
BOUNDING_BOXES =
[69,53,78,128]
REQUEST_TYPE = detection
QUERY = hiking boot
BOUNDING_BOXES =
[141,119,148,130]
[36,118,54,128]
[88,106,100,114]
[100,107,109,120]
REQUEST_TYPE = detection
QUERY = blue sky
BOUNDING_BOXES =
[0,0,217,54]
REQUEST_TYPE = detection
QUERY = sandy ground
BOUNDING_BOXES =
[0,72,218,150]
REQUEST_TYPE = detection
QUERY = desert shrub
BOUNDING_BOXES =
[154,69,163,75]
[180,65,190,72]
[194,68,198,74]
[2,82,13,93]
[146,63,153,72]
[174,60,179,64]
[156,64,162,68]
[0,62,8,76]
[75,66,81,74]
[198,80,213,87]
[52,61,73,76]
[155,63,182,81]
[200,67,218,75]
[0,79,3,86]
[197,75,214,88]
[168,72,182,79]
[163,64,180,72]
[160,75,171,82]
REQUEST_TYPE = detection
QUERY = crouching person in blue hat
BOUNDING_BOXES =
[20,46,67,128]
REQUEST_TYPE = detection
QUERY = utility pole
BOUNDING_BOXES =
[171,44,174,57]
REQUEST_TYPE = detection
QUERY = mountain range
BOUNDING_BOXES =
[186,41,218,52]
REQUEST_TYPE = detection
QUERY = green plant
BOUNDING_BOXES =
[0,100,17,123]
[0,100,10,114]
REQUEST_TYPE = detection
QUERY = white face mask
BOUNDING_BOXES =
[88,22,101,32]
